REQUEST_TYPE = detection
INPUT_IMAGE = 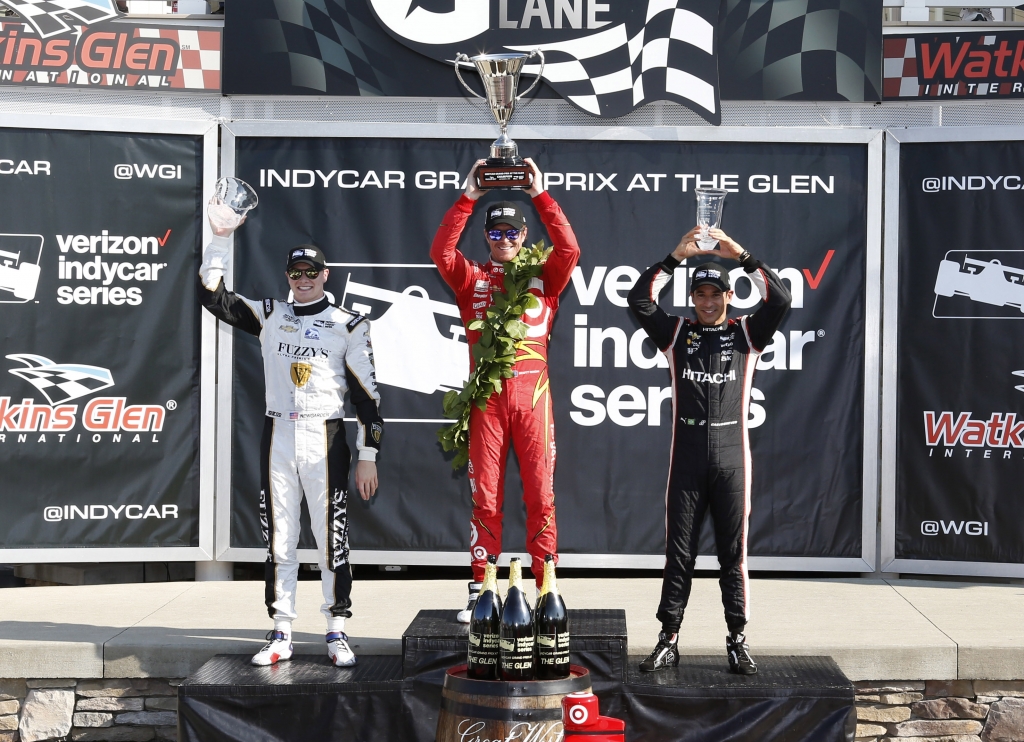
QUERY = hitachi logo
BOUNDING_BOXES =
[681,369,736,384]
[277,343,328,358]
[923,412,1024,448]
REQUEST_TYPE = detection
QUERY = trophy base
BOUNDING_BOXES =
[476,160,533,190]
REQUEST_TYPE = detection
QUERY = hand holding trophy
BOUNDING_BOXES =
[208,177,259,237]
[455,49,545,190]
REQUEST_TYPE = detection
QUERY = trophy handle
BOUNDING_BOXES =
[516,49,546,100]
[454,53,486,100]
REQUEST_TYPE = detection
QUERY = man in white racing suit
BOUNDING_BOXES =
[199,214,383,668]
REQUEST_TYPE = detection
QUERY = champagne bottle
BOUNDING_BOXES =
[499,557,535,681]
[467,555,502,680]
[534,554,570,680]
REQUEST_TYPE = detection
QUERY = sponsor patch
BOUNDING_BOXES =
[370,422,383,443]
[303,327,320,340]
[346,315,365,332]
[279,325,297,333]
[290,362,312,388]
[313,319,335,328]
[474,279,490,292]
[263,298,274,317]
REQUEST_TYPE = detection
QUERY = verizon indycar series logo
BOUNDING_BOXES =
[0,233,43,302]
[933,250,1024,319]
[2,354,169,443]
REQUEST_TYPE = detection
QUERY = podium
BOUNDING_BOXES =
[179,610,855,742]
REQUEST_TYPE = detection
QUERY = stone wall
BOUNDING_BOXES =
[0,678,182,742]
[4,675,1024,741]
[856,681,1024,741]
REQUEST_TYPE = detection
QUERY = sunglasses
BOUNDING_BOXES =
[487,228,521,242]
[287,268,321,279]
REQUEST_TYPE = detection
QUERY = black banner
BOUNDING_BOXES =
[896,140,1024,563]
[227,136,868,562]
[223,0,882,107]
[0,127,204,549]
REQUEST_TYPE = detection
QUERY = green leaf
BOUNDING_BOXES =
[467,319,486,331]
[505,320,527,340]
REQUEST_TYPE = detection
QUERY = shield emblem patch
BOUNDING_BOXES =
[290,362,312,387]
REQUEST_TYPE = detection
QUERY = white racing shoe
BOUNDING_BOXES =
[251,630,293,666]
[456,582,482,624]
[327,631,357,667]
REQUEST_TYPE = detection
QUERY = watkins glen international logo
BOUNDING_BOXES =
[366,0,721,123]
[2,354,168,440]
[923,411,1024,449]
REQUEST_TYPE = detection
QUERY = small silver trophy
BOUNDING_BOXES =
[208,177,259,232]
[455,50,545,189]
[695,188,727,250]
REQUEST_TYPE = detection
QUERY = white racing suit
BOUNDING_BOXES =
[199,235,383,621]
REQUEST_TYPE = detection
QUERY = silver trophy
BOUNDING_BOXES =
[695,188,727,250]
[455,50,545,189]
[208,177,259,232]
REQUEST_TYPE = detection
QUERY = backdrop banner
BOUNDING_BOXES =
[0,127,204,549]
[227,136,868,561]
[895,140,1024,563]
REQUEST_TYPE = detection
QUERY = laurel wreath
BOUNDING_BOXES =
[438,241,552,470]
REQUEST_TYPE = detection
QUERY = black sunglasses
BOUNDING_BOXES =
[287,268,321,279]
[487,228,521,241]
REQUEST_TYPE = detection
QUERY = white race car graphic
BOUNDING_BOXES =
[341,278,469,395]
[7,354,114,404]
[0,234,43,303]
[934,256,1024,311]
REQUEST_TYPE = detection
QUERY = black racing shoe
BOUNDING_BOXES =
[726,634,758,675]
[639,632,679,672]
[456,582,482,624]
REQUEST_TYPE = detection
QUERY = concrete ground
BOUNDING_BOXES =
[0,577,1022,681]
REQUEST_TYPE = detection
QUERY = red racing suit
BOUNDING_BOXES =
[431,192,580,586]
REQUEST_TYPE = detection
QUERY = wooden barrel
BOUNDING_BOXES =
[436,664,591,742]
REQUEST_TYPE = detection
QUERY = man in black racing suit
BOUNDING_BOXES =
[628,226,791,675]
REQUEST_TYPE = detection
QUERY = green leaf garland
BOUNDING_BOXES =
[438,240,551,469]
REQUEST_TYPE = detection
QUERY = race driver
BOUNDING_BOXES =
[199,208,383,668]
[431,158,580,621]
[627,226,791,675]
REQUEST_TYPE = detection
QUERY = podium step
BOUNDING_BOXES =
[401,608,628,683]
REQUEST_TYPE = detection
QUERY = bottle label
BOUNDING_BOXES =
[499,635,535,671]
[468,631,499,666]
[536,632,570,665]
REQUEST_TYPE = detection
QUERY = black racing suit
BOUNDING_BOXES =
[628,253,791,635]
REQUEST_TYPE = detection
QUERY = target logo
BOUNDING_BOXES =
[472,546,488,561]
[568,704,589,725]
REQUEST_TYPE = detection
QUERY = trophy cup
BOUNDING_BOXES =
[208,177,259,232]
[455,50,545,189]
[695,188,727,250]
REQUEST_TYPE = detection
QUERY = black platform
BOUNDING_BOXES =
[179,614,855,742]
[402,608,628,684]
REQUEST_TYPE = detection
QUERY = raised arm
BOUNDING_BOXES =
[198,234,264,336]
[534,190,580,296]
[739,261,791,353]
[627,256,682,351]
[429,194,476,295]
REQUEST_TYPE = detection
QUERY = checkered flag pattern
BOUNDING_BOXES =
[0,0,118,38]
[252,0,396,96]
[719,0,882,102]
[504,0,719,122]
[6,354,114,405]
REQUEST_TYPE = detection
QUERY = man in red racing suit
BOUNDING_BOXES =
[431,158,580,620]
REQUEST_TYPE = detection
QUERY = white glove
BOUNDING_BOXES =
[200,234,231,291]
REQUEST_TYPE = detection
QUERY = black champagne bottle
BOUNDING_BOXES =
[467,555,502,680]
[534,554,570,679]
[499,557,535,681]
